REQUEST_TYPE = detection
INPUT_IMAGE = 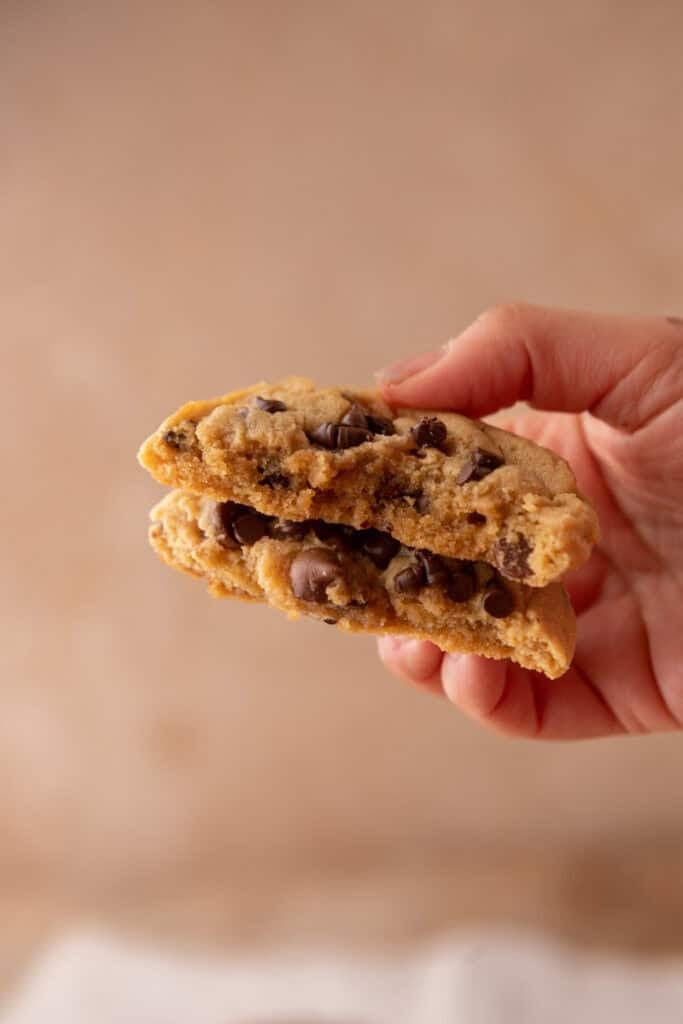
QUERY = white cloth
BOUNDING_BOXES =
[3,929,683,1023]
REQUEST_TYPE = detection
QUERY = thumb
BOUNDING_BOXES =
[380,304,683,431]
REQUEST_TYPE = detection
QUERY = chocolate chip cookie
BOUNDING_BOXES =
[150,490,576,679]
[139,377,598,587]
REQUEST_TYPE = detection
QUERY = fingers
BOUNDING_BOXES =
[375,348,442,386]
[378,634,630,738]
[440,655,623,740]
[381,304,683,430]
[377,636,444,696]
[378,636,624,738]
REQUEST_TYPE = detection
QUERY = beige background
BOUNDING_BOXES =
[2,0,683,998]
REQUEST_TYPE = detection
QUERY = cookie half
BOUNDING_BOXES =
[139,377,598,588]
[150,490,576,679]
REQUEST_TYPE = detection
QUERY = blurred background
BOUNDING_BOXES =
[2,0,683,1016]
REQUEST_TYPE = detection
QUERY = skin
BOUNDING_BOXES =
[376,304,683,740]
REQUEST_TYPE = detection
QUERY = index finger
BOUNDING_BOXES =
[381,304,682,431]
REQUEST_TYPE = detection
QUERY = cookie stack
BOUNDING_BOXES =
[138,378,598,678]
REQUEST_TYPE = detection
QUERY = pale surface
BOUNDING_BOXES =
[6,930,683,1024]
[2,0,683,997]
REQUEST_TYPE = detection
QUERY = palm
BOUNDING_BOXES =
[478,408,683,738]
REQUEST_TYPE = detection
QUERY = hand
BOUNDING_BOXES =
[377,304,683,739]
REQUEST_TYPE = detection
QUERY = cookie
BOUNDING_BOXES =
[149,490,576,679]
[139,377,598,587]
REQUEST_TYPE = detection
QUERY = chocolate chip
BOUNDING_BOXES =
[482,583,514,618]
[415,492,430,513]
[374,473,409,504]
[163,425,194,451]
[474,562,496,588]
[666,316,683,327]
[456,448,504,484]
[307,423,339,448]
[257,457,289,487]
[259,471,290,488]
[307,417,374,449]
[417,551,450,586]
[210,501,273,548]
[442,556,472,572]
[494,536,532,580]
[307,521,356,549]
[323,618,337,625]
[367,415,396,436]
[310,520,338,542]
[210,501,243,548]
[231,510,270,545]
[290,548,342,602]
[269,519,310,541]
[357,529,400,569]
[446,569,476,603]
[336,424,373,448]
[254,395,287,413]
[411,416,448,451]
[467,511,487,525]
[340,403,369,428]
[393,563,426,594]
[163,430,183,449]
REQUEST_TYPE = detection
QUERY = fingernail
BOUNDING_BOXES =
[375,346,444,386]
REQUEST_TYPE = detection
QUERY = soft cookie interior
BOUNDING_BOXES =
[138,378,599,589]
[150,490,576,679]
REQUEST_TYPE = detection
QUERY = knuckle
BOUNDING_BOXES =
[479,301,532,336]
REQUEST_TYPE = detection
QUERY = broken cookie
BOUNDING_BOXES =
[149,490,576,679]
[139,377,598,588]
